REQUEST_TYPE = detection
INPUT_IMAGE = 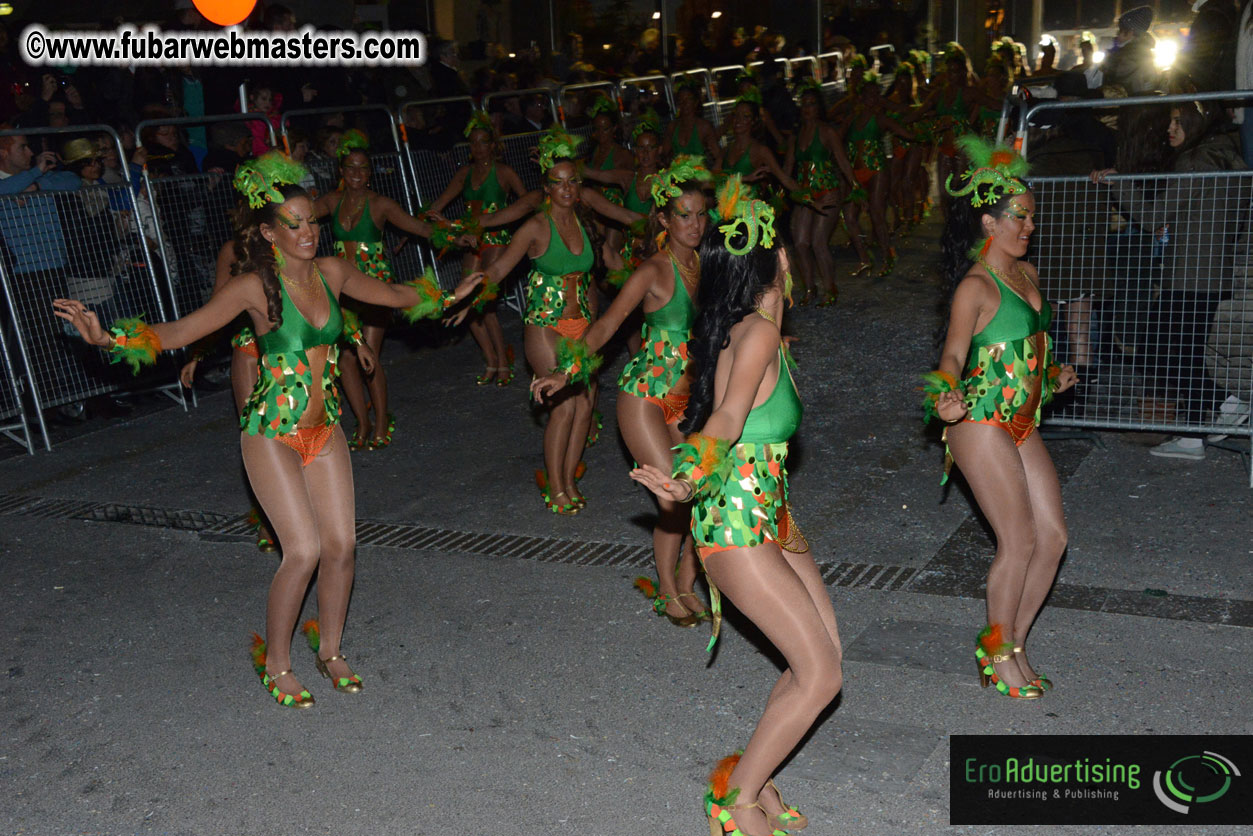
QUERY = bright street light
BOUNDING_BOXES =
[712,10,722,18]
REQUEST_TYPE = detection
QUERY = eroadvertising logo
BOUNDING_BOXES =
[950,735,1251,825]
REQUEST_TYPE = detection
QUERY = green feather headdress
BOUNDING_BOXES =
[712,174,775,256]
[794,76,824,99]
[735,86,763,107]
[631,108,662,142]
[944,135,1029,208]
[463,110,495,138]
[649,155,712,208]
[233,152,309,209]
[847,53,868,71]
[536,124,583,172]
[586,93,618,119]
[675,74,703,96]
[336,128,369,159]
[734,66,758,86]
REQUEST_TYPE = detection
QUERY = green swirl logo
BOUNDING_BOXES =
[1153,751,1241,814]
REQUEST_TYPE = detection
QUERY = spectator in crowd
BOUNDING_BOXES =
[1181,0,1240,92]
[1091,101,1247,459]
[1037,35,1059,74]
[241,83,281,156]
[429,40,470,99]
[1239,0,1253,165]
[201,122,252,175]
[141,123,199,177]
[0,133,82,393]
[1100,6,1160,95]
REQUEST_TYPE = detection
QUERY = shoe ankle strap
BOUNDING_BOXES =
[319,654,347,664]
[265,668,293,681]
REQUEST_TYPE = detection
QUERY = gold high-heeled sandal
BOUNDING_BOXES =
[705,754,788,836]
[677,591,711,622]
[1014,646,1053,691]
[764,779,808,831]
[315,653,364,693]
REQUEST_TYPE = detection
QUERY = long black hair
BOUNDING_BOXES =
[938,179,1028,345]
[232,183,312,329]
[680,221,787,434]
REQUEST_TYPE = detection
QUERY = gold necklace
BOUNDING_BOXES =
[666,245,699,290]
[754,306,778,325]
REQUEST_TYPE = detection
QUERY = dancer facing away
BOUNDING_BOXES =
[532,156,714,626]
[55,154,483,708]
[424,112,527,386]
[925,136,1077,699]
[472,125,646,513]
[312,129,453,449]
[633,175,843,836]
[786,77,857,306]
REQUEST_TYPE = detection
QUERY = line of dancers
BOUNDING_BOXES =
[55,114,1074,834]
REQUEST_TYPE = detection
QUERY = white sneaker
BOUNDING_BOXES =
[1205,396,1250,443]
[1150,436,1205,460]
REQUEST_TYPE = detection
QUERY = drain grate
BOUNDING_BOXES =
[2,491,911,589]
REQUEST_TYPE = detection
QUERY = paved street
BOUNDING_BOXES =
[3,222,1250,835]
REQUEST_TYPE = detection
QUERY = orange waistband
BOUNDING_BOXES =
[552,317,590,340]
[275,424,336,467]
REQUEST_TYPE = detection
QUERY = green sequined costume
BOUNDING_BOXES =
[524,213,595,329]
[618,255,694,421]
[331,195,394,283]
[462,164,512,249]
[681,345,803,553]
[794,128,839,197]
[239,269,344,437]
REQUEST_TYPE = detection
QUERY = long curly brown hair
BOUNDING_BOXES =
[231,183,312,329]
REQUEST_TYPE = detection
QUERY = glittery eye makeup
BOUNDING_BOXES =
[1002,205,1031,221]
[546,175,581,186]
[276,209,316,230]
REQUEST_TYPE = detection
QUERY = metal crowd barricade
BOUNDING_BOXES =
[748,57,792,79]
[558,81,620,130]
[1027,167,1253,484]
[282,104,427,285]
[786,56,819,83]
[670,68,720,129]
[816,51,846,110]
[399,96,477,291]
[0,310,29,452]
[710,64,746,101]
[0,125,180,451]
[139,114,275,326]
[619,75,676,125]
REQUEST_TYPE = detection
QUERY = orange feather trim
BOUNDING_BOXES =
[250,633,267,675]
[979,623,1010,656]
[708,753,742,801]
[634,576,657,598]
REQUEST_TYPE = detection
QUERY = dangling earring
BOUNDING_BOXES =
[655,229,668,250]
[968,235,993,261]
[271,241,286,273]
[783,268,794,305]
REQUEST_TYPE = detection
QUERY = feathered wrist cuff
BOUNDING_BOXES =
[921,369,961,424]
[341,308,366,346]
[471,280,500,312]
[553,337,602,386]
[671,433,733,500]
[107,316,162,374]
[400,269,455,323]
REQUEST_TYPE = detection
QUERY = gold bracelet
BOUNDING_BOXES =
[674,474,697,502]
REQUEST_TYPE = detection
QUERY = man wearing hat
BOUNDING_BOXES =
[1100,5,1160,95]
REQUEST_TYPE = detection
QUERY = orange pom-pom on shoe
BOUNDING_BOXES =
[708,753,742,801]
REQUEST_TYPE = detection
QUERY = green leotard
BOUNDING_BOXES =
[795,127,838,195]
[240,267,344,438]
[596,147,625,207]
[726,145,755,177]
[936,88,971,142]
[670,122,705,156]
[847,114,886,171]
[618,256,694,399]
[685,344,803,552]
[462,164,511,248]
[332,195,394,283]
[961,264,1056,432]
[524,213,594,328]
[624,173,652,216]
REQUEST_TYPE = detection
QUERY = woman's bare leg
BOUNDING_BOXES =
[706,542,843,836]
[525,325,575,505]
[812,207,840,299]
[867,171,893,261]
[232,349,276,545]
[944,422,1041,691]
[336,346,372,442]
[564,385,593,503]
[241,427,359,691]
[1066,297,1093,367]
[362,322,390,445]
[619,393,703,618]
[1009,432,1068,682]
[842,201,871,265]
[789,207,818,302]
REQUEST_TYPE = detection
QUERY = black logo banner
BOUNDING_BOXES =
[950,735,1252,825]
